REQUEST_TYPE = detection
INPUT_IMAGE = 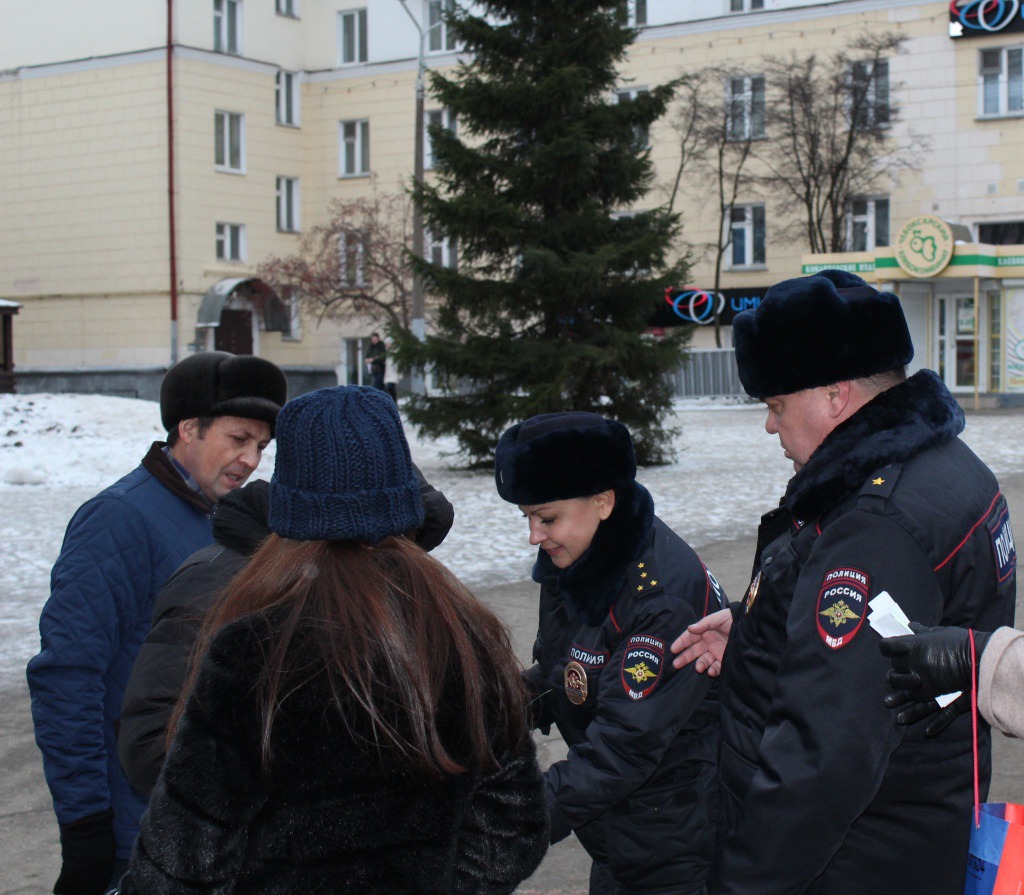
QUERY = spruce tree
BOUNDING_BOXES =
[393,0,690,467]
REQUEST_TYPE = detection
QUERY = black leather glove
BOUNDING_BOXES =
[879,624,991,737]
[54,809,116,895]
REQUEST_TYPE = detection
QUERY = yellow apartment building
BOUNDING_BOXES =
[1,0,1022,401]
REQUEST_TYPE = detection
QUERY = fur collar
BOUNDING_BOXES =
[785,369,964,521]
[532,482,655,625]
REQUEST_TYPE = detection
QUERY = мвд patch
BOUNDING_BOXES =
[620,635,664,700]
[816,567,869,650]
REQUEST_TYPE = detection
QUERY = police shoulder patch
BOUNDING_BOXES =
[620,634,664,700]
[988,503,1016,584]
[815,567,869,650]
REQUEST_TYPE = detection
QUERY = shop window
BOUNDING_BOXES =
[978,221,1024,244]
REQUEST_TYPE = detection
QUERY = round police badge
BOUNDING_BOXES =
[745,570,762,614]
[564,660,588,705]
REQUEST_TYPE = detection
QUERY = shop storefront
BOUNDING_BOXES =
[802,216,1024,408]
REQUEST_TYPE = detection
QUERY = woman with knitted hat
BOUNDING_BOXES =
[116,386,548,895]
[495,411,726,895]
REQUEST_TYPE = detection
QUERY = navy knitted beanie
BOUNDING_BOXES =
[268,386,425,542]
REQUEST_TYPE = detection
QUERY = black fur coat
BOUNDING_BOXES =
[118,614,549,895]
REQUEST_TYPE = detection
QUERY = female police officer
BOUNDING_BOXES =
[495,411,726,895]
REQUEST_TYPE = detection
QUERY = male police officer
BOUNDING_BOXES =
[672,269,1015,894]
[27,352,287,895]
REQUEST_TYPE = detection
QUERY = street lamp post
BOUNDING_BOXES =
[399,0,427,395]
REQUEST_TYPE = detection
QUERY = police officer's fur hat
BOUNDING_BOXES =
[732,269,914,399]
[160,351,288,436]
[494,411,636,505]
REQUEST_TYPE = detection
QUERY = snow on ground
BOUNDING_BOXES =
[2,391,1024,686]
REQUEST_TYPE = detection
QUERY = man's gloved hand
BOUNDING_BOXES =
[54,809,116,895]
[879,623,991,737]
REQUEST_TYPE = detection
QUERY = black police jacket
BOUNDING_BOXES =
[524,483,726,895]
[716,370,1017,895]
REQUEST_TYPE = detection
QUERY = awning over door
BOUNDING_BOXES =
[196,278,287,330]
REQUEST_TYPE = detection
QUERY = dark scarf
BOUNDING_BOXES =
[532,481,655,626]
[785,369,964,521]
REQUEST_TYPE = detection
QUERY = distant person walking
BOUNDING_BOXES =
[117,386,548,895]
[27,351,287,895]
[365,332,386,391]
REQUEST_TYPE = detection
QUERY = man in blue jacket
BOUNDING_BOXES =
[27,351,288,895]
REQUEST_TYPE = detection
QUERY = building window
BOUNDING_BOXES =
[730,0,764,11]
[427,0,457,53]
[850,59,890,129]
[427,231,458,269]
[980,48,1023,116]
[339,9,368,64]
[275,71,299,126]
[425,109,457,170]
[213,0,241,55]
[216,223,245,261]
[275,0,298,17]
[978,221,1024,243]
[339,120,370,177]
[846,197,889,251]
[276,177,300,232]
[726,75,765,141]
[615,87,651,149]
[338,231,368,286]
[729,205,766,267]
[620,0,647,25]
[214,111,244,172]
[280,284,302,340]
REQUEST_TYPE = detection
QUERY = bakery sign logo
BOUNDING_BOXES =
[894,216,955,278]
[949,0,1024,38]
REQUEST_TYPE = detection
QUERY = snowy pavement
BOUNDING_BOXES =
[3,392,1024,687]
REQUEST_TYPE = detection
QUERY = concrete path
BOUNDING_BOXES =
[4,484,1024,895]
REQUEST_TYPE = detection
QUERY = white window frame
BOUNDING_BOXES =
[728,204,766,268]
[979,47,1024,117]
[626,0,647,26]
[338,9,368,65]
[427,0,457,53]
[849,58,890,130]
[427,231,458,269]
[275,71,300,126]
[214,111,245,173]
[725,75,765,141]
[424,108,457,170]
[213,0,241,55]
[275,0,298,17]
[615,87,650,149]
[846,196,889,252]
[338,230,368,287]
[276,176,300,233]
[729,0,764,11]
[216,222,246,261]
[339,120,370,177]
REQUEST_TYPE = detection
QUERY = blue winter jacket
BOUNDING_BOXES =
[27,443,214,859]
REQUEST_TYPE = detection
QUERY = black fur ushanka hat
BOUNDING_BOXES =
[160,351,288,435]
[494,411,636,505]
[733,269,914,399]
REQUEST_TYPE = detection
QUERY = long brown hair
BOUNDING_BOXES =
[170,535,530,777]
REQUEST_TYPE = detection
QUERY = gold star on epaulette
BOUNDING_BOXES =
[637,585,644,592]
[640,572,647,578]
[651,580,658,587]
[872,477,885,486]
[638,562,645,569]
